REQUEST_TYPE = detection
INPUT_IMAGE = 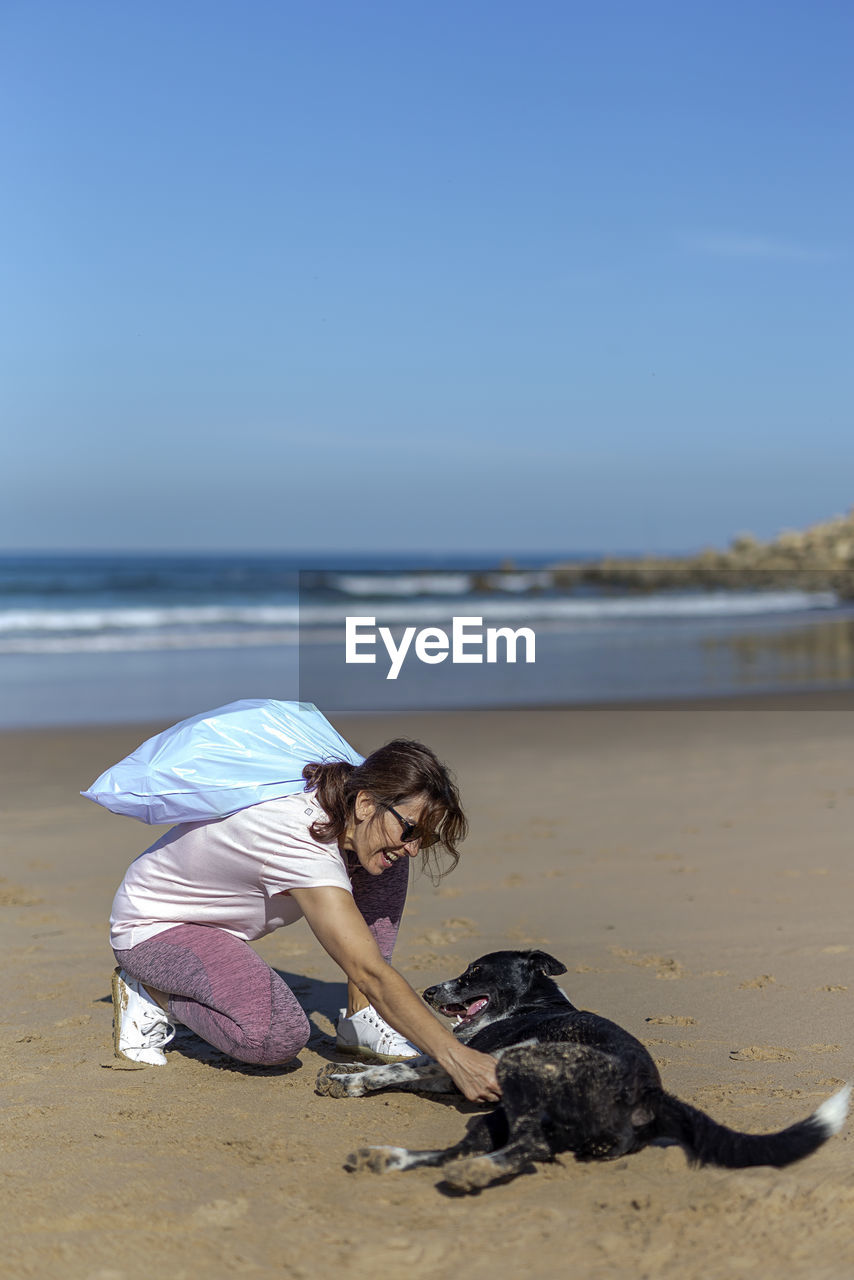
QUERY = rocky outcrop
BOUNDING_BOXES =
[550,510,854,599]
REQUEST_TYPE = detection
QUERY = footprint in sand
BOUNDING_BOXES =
[0,882,43,906]
[415,917,479,946]
[190,1197,249,1228]
[609,946,686,980]
[506,925,549,945]
[729,1045,795,1062]
[407,950,463,972]
[739,974,776,989]
[530,819,557,839]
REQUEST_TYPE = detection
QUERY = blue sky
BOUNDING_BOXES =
[2,0,851,554]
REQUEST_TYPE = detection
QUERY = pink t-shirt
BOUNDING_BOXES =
[110,791,352,948]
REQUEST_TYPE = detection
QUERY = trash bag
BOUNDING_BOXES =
[81,699,363,824]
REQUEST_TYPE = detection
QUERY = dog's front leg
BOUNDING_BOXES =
[316,1057,453,1098]
[385,1059,456,1094]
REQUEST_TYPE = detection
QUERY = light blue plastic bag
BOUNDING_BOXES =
[81,700,364,824]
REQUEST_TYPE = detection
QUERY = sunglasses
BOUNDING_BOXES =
[384,803,439,849]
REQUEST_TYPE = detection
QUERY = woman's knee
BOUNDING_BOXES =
[171,982,311,1065]
[235,1008,311,1066]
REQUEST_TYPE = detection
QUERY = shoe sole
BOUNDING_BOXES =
[110,966,168,1065]
[335,1041,419,1065]
[111,966,133,1062]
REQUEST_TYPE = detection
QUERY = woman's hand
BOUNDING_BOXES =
[438,1043,501,1103]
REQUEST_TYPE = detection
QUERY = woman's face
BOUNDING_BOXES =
[347,791,429,876]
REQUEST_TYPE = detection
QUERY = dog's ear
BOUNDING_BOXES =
[528,950,567,977]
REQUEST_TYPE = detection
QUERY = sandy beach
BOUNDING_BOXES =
[3,695,854,1279]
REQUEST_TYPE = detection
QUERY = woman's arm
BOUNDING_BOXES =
[290,885,501,1103]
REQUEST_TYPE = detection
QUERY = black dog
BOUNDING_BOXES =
[315,950,850,1192]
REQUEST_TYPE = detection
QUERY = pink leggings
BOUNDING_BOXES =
[113,856,408,1066]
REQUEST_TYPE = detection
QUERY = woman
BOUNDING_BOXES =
[110,737,500,1103]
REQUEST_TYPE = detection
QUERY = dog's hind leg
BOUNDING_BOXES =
[346,1108,509,1174]
[442,1116,554,1192]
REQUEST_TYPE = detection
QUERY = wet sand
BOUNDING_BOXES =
[3,695,854,1278]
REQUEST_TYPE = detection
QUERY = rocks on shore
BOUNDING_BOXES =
[548,509,854,599]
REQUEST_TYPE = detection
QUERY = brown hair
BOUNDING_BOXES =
[302,738,467,880]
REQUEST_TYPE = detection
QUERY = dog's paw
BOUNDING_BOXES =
[315,1063,369,1097]
[316,1061,366,1078]
[442,1155,500,1193]
[344,1145,408,1173]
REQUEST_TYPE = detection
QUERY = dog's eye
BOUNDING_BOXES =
[467,966,480,978]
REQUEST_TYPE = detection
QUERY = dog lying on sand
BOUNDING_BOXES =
[316,949,850,1193]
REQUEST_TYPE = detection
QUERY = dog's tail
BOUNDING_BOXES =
[654,1083,851,1169]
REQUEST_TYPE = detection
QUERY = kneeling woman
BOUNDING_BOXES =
[110,738,500,1103]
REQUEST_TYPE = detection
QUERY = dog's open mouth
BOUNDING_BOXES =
[439,997,489,1027]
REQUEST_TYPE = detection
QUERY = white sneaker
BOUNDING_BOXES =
[335,1005,419,1063]
[111,967,176,1065]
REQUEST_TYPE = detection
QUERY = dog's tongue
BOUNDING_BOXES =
[464,997,488,1021]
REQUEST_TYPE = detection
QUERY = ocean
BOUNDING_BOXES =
[1,552,853,729]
